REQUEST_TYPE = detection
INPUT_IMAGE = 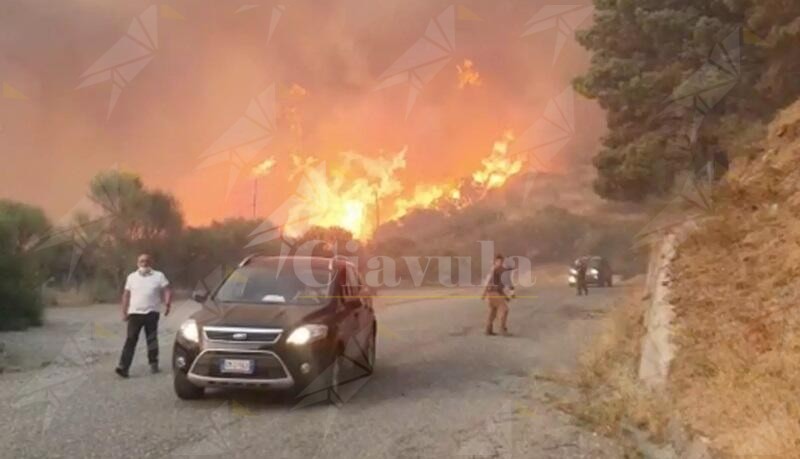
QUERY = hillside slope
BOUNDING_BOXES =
[669,101,800,456]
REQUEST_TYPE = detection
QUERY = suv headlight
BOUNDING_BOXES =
[287,324,328,345]
[179,319,199,343]
[569,268,577,275]
[589,268,599,276]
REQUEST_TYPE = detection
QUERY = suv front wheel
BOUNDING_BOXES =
[174,370,204,400]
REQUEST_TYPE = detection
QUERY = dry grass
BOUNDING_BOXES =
[561,288,671,445]
[667,101,800,457]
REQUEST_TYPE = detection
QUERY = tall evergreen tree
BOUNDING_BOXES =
[575,0,800,200]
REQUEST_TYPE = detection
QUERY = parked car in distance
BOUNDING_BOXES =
[568,256,613,287]
[172,255,376,402]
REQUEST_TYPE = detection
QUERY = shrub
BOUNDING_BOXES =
[0,200,50,330]
[0,252,44,330]
[86,276,121,303]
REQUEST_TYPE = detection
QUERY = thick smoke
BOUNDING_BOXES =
[0,0,602,225]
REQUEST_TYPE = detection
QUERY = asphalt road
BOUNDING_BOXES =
[0,284,631,458]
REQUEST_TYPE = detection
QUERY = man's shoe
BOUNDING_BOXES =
[485,330,495,336]
[150,363,160,374]
[501,329,511,336]
[115,367,129,378]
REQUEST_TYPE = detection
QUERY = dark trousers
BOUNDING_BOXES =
[576,279,589,296]
[118,312,160,370]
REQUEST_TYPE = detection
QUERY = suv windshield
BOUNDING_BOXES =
[214,265,334,305]
[574,257,603,268]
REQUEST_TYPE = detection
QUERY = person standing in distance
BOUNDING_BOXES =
[115,253,172,378]
[481,254,515,336]
[575,258,589,296]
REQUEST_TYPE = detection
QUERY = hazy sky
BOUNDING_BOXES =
[0,0,602,226]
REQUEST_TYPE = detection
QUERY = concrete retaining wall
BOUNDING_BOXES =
[636,222,713,458]
[638,222,699,387]
[639,230,679,387]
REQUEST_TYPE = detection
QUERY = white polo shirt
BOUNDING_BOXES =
[125,270,170,315]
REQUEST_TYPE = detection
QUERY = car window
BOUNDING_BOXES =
[215,265,333,305]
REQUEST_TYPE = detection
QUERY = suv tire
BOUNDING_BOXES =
[174,370,204,400]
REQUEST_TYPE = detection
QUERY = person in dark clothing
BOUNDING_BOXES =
[575,258,589,296]
[481,254,515,336]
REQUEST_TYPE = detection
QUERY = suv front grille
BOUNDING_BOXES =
[203,326,282,343]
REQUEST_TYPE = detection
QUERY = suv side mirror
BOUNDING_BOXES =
[192,289,209,303]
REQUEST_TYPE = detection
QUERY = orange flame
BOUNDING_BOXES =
[284,131,524,240]
[457,59,482,89]
[252,157,277,177]
[472,131,520,189]
[392,184,450,220]
[284,149,406,239]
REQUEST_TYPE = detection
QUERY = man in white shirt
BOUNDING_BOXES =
[115,253,172,378]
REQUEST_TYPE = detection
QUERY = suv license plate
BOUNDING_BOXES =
[220,359,254,374]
